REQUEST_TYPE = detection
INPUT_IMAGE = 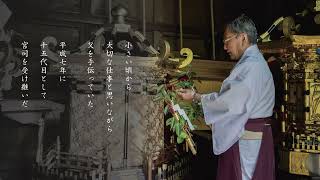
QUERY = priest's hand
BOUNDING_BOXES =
[177,88,195,101]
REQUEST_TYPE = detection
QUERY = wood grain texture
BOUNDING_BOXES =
[190,59,235,80]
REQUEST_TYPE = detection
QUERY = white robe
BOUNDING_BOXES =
[201,45,275,180]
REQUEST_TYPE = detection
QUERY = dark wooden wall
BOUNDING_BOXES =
[3,0,314,118]
[5,0,311,60]
[5,0,211,59]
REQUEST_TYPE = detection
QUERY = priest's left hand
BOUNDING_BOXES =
[177,88,195,101]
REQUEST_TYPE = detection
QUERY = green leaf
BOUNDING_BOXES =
[188,113,195,121]
[176,82,184,87]
[189,71,196,78]
[153,95,163,102]
[183,81,193,87]
[170,119,175,130]
[161,89,171,100]
[179,131,188,139]
[177,71,187,77]
[156,84,164,93]
[169,91,177,99]
[180,119,185,127]
[175,123,181,137]
[158,69,202,145]
[177,136,184,144]
[166,118,172,126]
[164,105,169,115]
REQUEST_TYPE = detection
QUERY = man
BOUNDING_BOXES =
[178,14,275,180]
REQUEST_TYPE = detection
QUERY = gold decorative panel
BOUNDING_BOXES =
[289,151,310,176]
[278,36,320,176]
[309,82,320,123]
[279,150,310,176]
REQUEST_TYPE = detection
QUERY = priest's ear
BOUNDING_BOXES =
[238,32,249,46]
[242,33,249,44]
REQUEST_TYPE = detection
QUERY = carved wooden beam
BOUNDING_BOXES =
[190,59,235,80]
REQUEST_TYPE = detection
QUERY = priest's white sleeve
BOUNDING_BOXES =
[201,79,251,155]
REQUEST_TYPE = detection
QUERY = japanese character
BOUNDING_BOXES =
[125,67,132,74]
[107,84,112,91]
[106,41,113,49]
[126,84,132,91]
[22,100,28,107]
[106,75,113,83]
[41,67,47,74]
[106,91,113,99]
[59,50,67,57]
[60,59,67,66]
[21,94,29,98]
[106,109,112,116]
[22,59,27,66]
[88,41,94,49]
[40,58,48,66]
[107,117,113,123]
[21,83,28,91]
[125,42,132,49]
[125,60,132,64]
[87,67,95,74]
[126,76,132,81]
[41,76,46,82]
[21,75,28,82]
[88,50,93,57]
[88,58,94,66]
[40,42,48,49]
[40,51,48,57]
[21,41,28,49]
[41,92,46,99]
[42,84,46,91]
[21,50,28,57]
[21,67,28,74]
[60,67,66,74]
[88,100,93,108]
[60,42,66,49]
[59,76,66,82]
[106,50,113,57]
[106,59,112,66]
[88,84,93,91]
[106,102,113,106]
[106,66,113,74]
[87,94,95,98]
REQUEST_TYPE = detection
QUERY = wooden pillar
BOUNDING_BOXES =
[36,115,45,164]
[57,136,61,165]
[147,156,152,180]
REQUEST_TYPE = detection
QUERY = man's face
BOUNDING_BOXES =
[223,28,245,60]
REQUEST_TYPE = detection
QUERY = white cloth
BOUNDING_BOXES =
[201,45,275,179]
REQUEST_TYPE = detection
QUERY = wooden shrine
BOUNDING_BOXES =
[259,36,320,177]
